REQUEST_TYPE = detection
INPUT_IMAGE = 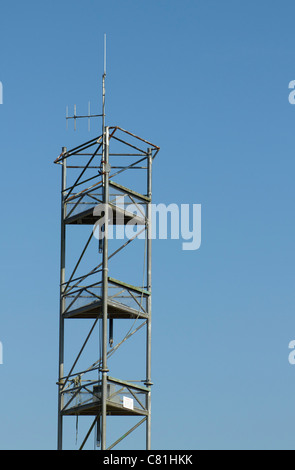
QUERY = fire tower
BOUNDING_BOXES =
[54,44,160,449]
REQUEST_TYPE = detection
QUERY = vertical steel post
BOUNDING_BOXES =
[57,148,67,450]
[101,127,110,450]
[146,148,153,449]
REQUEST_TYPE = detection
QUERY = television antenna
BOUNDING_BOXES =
[66,34,107,132]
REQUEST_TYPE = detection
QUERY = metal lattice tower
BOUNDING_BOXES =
[54,46,160,449]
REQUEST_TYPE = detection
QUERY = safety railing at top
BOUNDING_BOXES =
[54,127,160,215]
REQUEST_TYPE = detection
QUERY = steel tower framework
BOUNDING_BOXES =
[55,117,159,449]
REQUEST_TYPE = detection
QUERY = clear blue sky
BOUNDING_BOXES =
[0,0,295,450]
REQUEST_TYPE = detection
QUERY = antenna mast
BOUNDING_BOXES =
[65,35,106,133]
[102,33,106,134]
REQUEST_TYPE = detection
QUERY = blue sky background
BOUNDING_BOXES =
[0,0,295,450]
